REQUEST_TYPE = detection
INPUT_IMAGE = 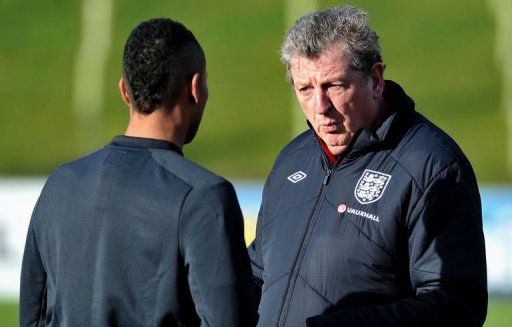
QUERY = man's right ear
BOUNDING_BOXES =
[189,73,201,105]
[119,77,132,107]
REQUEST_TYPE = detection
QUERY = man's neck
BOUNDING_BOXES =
[125,108,186,149]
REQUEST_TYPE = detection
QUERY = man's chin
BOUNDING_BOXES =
[321,136,352,155]
[322,135,345,147]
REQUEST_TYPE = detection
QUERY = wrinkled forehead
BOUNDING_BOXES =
[289,47,353,80]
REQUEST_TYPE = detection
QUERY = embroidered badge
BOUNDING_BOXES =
[287,171,307,183]
[354,169,392,204]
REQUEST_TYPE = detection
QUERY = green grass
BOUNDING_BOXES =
[0,302,18,326]
[3,298,511,325]
[0,0,507,181]
[486,298,512,326]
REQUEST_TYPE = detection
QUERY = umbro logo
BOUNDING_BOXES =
[287,171,307,183]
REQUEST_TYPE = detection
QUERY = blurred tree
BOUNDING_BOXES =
[489,0,512,179]
[73,0,113,152]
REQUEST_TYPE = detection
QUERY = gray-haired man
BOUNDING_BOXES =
[248,5,487,326]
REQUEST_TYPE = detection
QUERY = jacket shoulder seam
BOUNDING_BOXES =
[148,150,198,188]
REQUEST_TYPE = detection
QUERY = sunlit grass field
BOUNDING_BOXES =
[0,0,506,182]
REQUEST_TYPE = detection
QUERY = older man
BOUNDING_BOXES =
[248,5,487,326]
[20,18,256,326]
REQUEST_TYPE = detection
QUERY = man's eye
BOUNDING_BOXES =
[299,87,312,95]
[329,84,344,92]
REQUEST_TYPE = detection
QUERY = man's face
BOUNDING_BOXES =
[290,47,381,156]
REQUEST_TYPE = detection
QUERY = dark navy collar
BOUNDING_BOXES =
[109,135,183,155]
[343,80,415,162]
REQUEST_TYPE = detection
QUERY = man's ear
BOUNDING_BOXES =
[119,77,132,107]
[189,72,201,104]
[370,62,385,99]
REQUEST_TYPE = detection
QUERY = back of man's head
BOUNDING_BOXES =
[122,18,205,114]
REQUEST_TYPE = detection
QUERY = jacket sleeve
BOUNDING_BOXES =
[248,177,272,307]
[307,161,487,327]
[20,200,47,327]
[247,213,264,306]
[179,180,257,327]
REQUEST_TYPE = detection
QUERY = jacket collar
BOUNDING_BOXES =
[109,135,183,155]
[350,80,414,154]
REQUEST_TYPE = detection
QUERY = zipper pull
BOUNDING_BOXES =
[323,169,332,185]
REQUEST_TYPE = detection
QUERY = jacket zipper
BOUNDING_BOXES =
[276,167,333,327]
[323,168,332,185]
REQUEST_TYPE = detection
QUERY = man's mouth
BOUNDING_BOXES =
[319,122,339,133]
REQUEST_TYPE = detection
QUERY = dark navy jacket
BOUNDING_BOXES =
[248,81,487,326]
[20,136,256,326]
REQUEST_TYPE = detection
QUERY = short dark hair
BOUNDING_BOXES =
[122,18,205,114]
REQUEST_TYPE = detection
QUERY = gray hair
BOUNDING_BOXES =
[281,5,382,83]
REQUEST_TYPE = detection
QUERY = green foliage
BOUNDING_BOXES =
[0,0,506,181]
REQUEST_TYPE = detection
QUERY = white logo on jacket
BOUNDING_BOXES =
[338,203,380,222]
[287,171,307,183]
[354,169,391,204]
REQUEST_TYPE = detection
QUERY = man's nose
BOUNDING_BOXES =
[315,89,331,114]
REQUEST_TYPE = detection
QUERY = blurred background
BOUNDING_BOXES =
[1,0,511,325]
